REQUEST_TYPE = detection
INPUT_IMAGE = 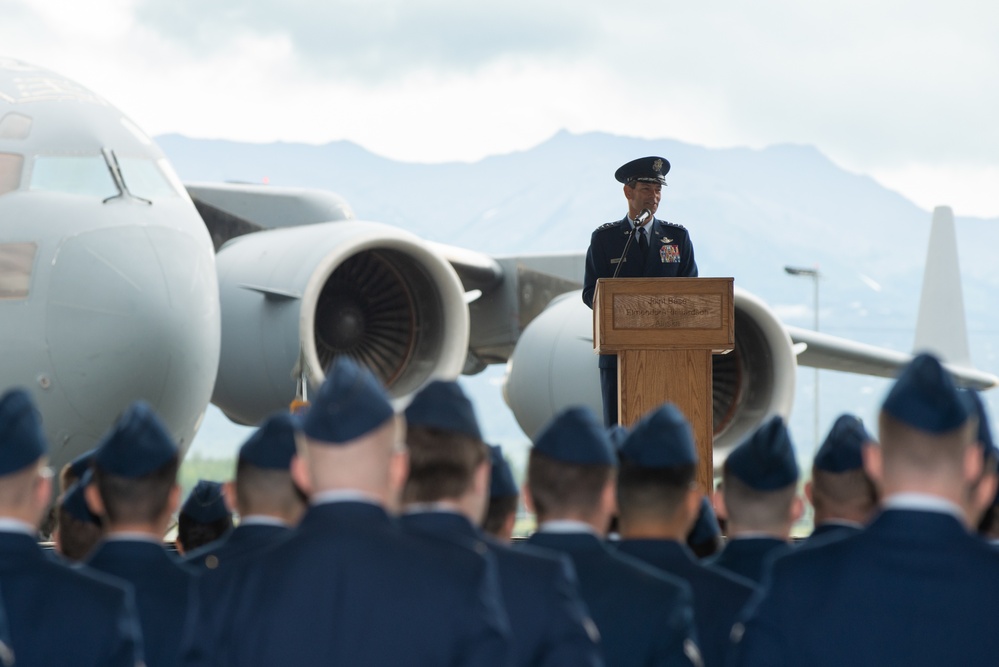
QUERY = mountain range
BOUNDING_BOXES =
[160,130,999,468]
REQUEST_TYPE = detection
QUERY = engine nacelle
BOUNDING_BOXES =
[503,288,796,461]
[212,221,470,425]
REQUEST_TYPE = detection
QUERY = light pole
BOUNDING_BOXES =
[784,266,821,451]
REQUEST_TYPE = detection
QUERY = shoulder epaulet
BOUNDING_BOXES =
[595,221,619,232]
[661,220,688,231]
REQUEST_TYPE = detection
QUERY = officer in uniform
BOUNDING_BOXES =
[615,404,755,667]
[176,479,233,555]
[53,468,103,562]
[800,414,878,547]
[482,444,519,542]
[706,416,801,585]
[0,388,143,666]
[84,401,200,667]
[184,411,305,572]
[400,380,601,667]
[731,353,999,666]
[582,156,698,426]
[204,357,512,667]
[524,406,702,667]
[686,497,723,559]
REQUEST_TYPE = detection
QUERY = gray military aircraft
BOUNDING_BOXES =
[1,58,994,473]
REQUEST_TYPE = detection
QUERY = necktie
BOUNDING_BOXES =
[637,227,648,256]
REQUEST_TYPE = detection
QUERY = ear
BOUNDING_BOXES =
[804,479,814,505]
[521,483,536,515]
[85,483,106,518]
[711,488,728,521]
[963,444,985,484]
[473,460,490,497]
[790,493,805,523]
[166,483,181,516]
[602,476,618,518]
[222,481,237,514]
[682,489,702,533]
[862,443,883,488]
[385,449,410,513]
[290,454,313,498]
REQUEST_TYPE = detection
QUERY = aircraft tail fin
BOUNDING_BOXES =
[912,206,971,366]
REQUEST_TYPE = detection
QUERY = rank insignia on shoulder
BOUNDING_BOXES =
[595,222,618,232]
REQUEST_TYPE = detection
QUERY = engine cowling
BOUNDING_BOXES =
[212,221,470,425]
[503,287,796,461]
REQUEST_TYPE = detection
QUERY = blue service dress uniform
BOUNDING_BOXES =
[212,500,512,667]
[401,510,603,667]
[731,507,999,666]
[704,536,789,586]
[526,530,701,667]
[796,520,862,550]
[86,537,199,667]
[183,520,289,571]
[581,217,698,426]
[0,529,143,666]
[616,539,755,667]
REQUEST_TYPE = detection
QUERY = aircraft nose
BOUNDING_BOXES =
[45,224,221,450]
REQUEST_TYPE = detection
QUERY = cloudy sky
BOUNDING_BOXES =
[4,0,999,217]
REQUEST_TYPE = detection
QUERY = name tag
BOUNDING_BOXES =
[610,258,627,265]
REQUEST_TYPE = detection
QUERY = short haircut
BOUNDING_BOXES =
[526,450,614,521]
[878,412,977,475]
[721,467,797,530]
[482,494,518,537]
[617,462,695,521]
[177,514,232,553]
[809,467,878,517]
[56,507,102,562]
[93,456,179,526]
[402,426,488,504]
[234,460,307,517]
[0,463,40,510]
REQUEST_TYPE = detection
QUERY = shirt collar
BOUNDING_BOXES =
[311,489,382,506]
[538,519,598,535]
[882,493,965,521]
[0,518,36,536]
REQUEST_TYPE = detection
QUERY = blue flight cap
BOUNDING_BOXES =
[488,445,518,498]
[964,390,996,456]
[93,401,178,478]
[813,414,872,473]
[688,496,721,545]
[619,403,697,469]
[0,388,47,475]
[614,156,670,186]
[181,480,230,523]
[61,469,99,525]
[882,353,972,433]
[607,425,629,452]
[239,412,300,470]
[533,406,616,466]
[726,415,799,490]
[301,356,394,444]
[404,380,482,441]
[68,448,96,479]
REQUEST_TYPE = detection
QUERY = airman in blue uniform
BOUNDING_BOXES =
[800,414,878,548]
[686,496,723,559]
[400,380,602,667]
[615,404,755,667]
[524,406,702,667]
[176,479,233,555]
[0,388,143,667]
[582,156,698,426]
[483,444,520,541]
[53,468,102,562]
[207,357,512,667]
[731,353,999,666]
[84,401,200,667]
[705,416,801,584]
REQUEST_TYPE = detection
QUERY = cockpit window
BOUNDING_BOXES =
[30,156,118,198]
[0,153,23,197]
[0,242,37,300]
[118,157,180,200]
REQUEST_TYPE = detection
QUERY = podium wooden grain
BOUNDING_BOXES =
[594,277,734,492]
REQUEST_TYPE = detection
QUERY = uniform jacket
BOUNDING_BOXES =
[86,538,198,667]
[616,539,755,667]
[401,511,603,667]
[526,531,701,667]
[731,509,999,666]
[212,501,512,667]
[704,537,790,585]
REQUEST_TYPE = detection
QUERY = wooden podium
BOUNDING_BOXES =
[594,277,734,492]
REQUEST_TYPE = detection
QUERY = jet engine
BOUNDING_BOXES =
[503,287,797,460]
[212,221,470,425]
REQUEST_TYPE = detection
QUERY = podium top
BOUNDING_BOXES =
[593,277,734,353]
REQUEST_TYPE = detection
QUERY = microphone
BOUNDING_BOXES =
[612,210,652,279]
